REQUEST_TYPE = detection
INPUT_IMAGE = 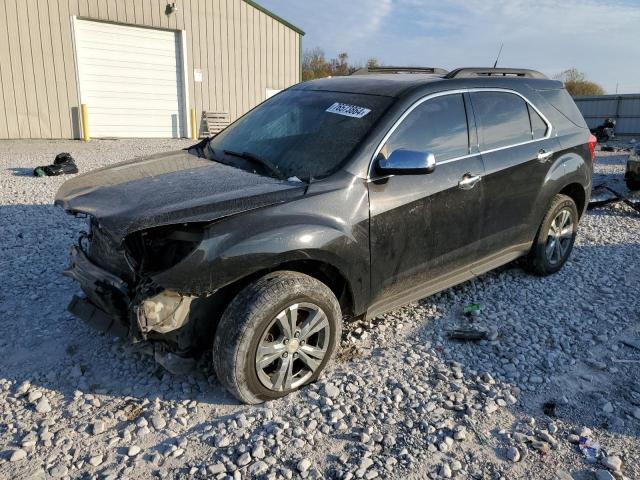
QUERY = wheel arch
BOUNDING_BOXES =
[559,182,587,218]
[191,258,357,347]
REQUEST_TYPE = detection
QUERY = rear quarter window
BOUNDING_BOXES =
[537,89,588,129]
[470,91,532,150]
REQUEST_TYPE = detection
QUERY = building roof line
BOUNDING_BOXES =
[243,0,305,35]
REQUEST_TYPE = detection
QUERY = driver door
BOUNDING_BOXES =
[368,93,486,314]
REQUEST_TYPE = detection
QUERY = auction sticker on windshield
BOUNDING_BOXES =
[326,102,371,118]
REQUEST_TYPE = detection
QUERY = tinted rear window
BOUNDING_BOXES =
[538,89,588,128]
[470,91,532,150]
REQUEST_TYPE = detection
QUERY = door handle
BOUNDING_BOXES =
[458,174,482,190]
[537,149,554,162]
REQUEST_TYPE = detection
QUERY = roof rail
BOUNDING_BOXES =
[445,68,547,79]
[351,66,449,76]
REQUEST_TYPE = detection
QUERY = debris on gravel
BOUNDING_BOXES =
[0,140,639,479]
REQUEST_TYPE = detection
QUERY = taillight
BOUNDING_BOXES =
[588,134,597,162]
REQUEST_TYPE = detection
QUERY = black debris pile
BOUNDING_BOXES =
[446,303,498,342]
[590,118,616,143]
[33,153,79,177]
[588,184,640,215]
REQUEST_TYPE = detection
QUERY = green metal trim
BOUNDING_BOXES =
[242,0,305,35]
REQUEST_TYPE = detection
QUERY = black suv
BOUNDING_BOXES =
[56,67,595,403]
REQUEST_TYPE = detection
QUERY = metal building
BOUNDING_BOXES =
[574,94,640,137]
[0,0,303,139]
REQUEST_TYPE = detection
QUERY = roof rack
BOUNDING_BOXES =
[445,68,547,79]
[351,66,449,76]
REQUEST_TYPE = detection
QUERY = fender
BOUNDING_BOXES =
[529,141,591,235]
[560,144,593,209]
[151,184,371,315]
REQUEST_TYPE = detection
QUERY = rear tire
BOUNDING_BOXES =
[212,271,342,404]
[527,194,578,276]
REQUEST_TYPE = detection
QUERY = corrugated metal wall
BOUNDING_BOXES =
[574,94,640,137]
[0,0,302,139]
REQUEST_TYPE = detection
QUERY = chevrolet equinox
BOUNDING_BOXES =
[56,67,595,403]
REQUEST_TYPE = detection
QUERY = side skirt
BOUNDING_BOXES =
[365,243,530,320]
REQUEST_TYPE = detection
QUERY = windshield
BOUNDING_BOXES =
[206,89,392,180]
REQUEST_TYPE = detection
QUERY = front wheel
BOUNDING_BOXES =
[212,271,342,404]
[527,194,579,276]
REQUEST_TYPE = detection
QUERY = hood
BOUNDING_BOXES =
[55,150,306,239]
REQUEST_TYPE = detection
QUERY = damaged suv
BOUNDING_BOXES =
[56,67,594,403]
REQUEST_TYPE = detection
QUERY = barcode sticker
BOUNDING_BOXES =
[326,102,371,118]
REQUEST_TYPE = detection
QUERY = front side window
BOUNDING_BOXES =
[207,90,392,179]
[380,94,469,162]
[470,92,532,150]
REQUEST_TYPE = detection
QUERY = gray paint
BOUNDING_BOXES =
[574,94,640,137]
[0,0,302,139]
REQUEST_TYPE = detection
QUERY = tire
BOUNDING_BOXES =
[212,271,342,404]
[626,178,640,191]
[527,194,579,276]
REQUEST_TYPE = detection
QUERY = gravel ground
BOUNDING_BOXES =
[0,139,639,480]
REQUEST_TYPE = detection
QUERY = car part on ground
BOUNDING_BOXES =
[33,152,78,177]
[590,118,616,143]
[588,185,640,215]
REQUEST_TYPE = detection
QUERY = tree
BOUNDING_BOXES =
[331,52,350,77]
[302,47,331,81]
[366,58,380,69]
[555,68,605,97]
[302,47,381,81]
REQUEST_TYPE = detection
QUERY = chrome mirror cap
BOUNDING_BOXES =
[376,149,436,175]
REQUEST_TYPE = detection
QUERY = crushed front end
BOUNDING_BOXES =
[63,218,207,373]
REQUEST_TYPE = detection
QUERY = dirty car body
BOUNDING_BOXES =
[56,68,593,401]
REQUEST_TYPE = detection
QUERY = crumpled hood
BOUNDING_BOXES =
[55,150,305,238]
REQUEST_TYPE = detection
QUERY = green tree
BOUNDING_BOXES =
[302,48,381,80]
[366,58,380,69]
[302,47,331,81]
[330,52,350,77]
[555,68,605,96]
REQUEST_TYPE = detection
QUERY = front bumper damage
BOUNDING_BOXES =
[65,246,131,337]
[64,244,201,373]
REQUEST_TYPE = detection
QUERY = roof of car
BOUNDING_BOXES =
[293,72,564,98]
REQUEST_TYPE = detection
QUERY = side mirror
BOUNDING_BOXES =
[376,149,436,175]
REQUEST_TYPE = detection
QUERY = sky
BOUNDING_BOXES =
[259,0,640,94]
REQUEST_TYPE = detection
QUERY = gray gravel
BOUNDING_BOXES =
[1,139,639,479]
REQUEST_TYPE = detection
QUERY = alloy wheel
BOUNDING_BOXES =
[255,302,330,391]
[545,208,574,265]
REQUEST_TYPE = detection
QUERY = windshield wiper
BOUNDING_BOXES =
[223,150,286,180]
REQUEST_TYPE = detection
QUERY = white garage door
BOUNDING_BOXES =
[74,19,187,138]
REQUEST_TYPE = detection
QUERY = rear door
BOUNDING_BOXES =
[468,90,558,259]
[368,93,485,312]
